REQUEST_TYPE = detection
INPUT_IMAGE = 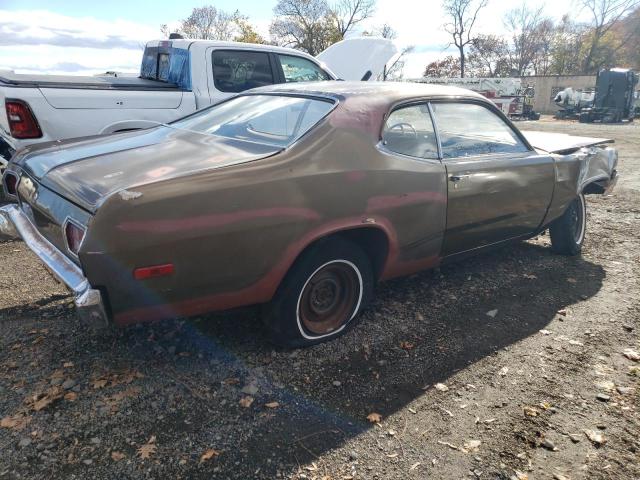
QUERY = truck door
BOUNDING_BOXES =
[430,101,555,257]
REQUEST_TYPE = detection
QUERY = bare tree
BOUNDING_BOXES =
[270,0,339,55]
[467,34,510,76]
[581,0,640,72]
[364,23,398,39]
[382,45,414,80]
[234,15,267,44]
[179,6,239,41]
[442,0,488,77]
[503,3,551,76]
[333,0,376,37]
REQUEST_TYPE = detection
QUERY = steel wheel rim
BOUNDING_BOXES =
[298,261,361,336]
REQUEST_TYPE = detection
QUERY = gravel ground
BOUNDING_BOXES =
[1,118,638,480]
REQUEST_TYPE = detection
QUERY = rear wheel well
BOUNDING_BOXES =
[294,228,389,281]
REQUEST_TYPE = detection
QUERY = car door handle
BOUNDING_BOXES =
[449,174,469,182]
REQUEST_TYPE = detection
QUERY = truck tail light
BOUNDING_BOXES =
[5,100,42,139]
[64,220,86,257]
[134,263,174,280]
[3,172,18,196]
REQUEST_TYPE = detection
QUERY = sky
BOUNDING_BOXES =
[0,0,582,79]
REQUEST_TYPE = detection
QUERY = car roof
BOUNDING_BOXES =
[248,81,487,106]
[146,39,321,60]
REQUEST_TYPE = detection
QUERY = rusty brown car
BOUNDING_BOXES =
[0,82,618,347]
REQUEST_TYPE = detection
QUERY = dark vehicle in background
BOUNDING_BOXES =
[579,68,638,123]
[1,82,618,347]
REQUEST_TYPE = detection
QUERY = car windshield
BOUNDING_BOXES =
[171,94,335,148]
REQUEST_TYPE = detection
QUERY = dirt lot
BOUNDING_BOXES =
[1,117,638,480]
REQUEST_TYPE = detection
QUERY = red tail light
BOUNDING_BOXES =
[134,263,175,280]
[64,219,86,257]
[4,172,18,196]
[6,100,42,139]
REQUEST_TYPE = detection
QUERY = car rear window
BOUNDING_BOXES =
[172,94,335,147]
[140,45,191,89]
[212,50,275,93]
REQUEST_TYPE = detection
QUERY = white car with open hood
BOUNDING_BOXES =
[0,37,397,174]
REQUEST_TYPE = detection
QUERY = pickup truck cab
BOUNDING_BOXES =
[0,38,397,173]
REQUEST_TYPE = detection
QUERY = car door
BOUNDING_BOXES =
[378,103,448,267]
[430,101,555,257]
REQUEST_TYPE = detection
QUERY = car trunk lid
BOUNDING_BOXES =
[13,126,282,212]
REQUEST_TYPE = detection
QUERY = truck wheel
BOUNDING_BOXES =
[263,238,374,348]
[549,193,586,256]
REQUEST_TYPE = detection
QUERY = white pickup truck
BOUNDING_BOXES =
[0,37,397,172]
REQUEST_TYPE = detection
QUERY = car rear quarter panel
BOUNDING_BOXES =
[543,146,617,226]
[81,113,447,324]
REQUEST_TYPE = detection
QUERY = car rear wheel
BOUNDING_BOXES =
[263,238,374,348]
[549,193,586,256]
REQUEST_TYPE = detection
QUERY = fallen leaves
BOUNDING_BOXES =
[366,412,382,423]
[523,406,539,417]
[29,386,64,412]
[264,401,280,409]
[200,448,221,463]
[623,349,640,361]
[239,396,254,408]
[64,392,78,402]
[92,369,144,390]
[0,414,31,430]
[584,429,607,446]
[137,436,157,459]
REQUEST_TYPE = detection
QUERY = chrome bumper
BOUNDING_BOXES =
[0,204,108,325]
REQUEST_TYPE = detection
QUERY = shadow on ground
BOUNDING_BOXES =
[0,240,605,479]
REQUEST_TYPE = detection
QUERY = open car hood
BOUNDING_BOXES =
[317,38,398,81]
[522,131,614,154]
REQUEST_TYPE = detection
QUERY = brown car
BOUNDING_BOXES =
[0,82,618,347]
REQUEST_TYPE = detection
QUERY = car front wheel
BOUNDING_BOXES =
[549,193,586,256]
[263,238,374,348]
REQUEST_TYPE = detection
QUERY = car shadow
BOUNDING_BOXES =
[183,239,605,477]
[0,239,606,479]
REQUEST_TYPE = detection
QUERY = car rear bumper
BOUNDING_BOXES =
[0,203,108,325]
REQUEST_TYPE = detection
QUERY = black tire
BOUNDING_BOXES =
[549,193,586,256]
[262,237,374,348]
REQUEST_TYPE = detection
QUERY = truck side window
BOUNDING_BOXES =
[430,103,529,158]
[382,104,439,160]
[277,55,330,82]
[212,50,274,93]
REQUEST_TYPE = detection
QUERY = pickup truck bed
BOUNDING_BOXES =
[0,72,180,91]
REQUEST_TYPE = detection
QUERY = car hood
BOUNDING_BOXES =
[12,126,282,212]
[522,131,613,154]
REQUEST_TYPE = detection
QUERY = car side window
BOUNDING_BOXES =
[277,54,330,82]
[212,50,274,93]
[381,104,439,159]
[430,102,529,158]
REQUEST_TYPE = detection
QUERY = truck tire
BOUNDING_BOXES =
[262,237,374,348]
[549,193,586,256]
